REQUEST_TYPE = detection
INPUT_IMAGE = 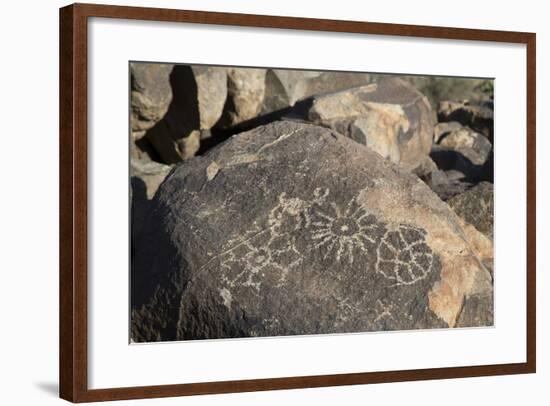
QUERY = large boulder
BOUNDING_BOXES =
[131,121,492,342]
[262,69,370,113]
[304,78,435,171]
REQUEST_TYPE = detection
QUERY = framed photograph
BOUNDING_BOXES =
[59,3,536,402]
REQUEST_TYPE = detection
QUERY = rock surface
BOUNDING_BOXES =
[435,123,492,166]
[131,121,493,342]
[430,145,488,187]
[455,218,494,327]
[437,100,494,142]
[421,168,472,201]
[447,182,494,240]
[130,63,174,132]
[262,69,370,113]
[130,159,173,200]
[130,159,173,242]
[193,66,228,129]
[304,78,435,171]
[219,68,267,126]
[141,65,227,163]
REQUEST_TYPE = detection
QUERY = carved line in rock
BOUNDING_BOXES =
[375,224,435,286]
[211,188,436,291]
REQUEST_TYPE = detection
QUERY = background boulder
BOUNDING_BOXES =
[304,78,435,171]
[447,182,494,240]
[262,69,370,113]
[438,99,494,142]
[130,63,174,133]
[136,65,227,163]
[218,68,267,127]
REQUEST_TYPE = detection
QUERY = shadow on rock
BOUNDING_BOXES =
[144,65,201,163]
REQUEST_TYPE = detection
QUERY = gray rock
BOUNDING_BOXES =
[412,157,438,179]
[434,121,463,143]
[262,69,370,113]
[130,159,173,200]
[132,121,492,342]
[429,180,473,202]
[436,124,492,166]
[456,293,494,327]
[143,65,227,163]
[430,145,489,184]
[305,78,435,171]
[437,100,494,142]
[455,245,494,328]
[419,168,473,201]
[447,182,494,240]
[130,63,174,132]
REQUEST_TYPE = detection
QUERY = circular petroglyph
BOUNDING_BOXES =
[306,192,385,264]
[375,224,435,286]
[214,188,435,292]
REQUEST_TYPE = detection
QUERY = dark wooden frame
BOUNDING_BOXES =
[60,2,536,402]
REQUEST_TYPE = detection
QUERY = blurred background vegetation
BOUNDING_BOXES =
[371,74,494,107]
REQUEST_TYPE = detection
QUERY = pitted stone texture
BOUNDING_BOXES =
[447,182,494,240]
[131,121,492,342]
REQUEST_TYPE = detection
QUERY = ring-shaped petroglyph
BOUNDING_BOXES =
[375,224,435,286]
[306,192,383,264]
[216,189,436,292]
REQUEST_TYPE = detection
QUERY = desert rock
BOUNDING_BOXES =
[305,78,435,171]
[130,63,174,132]
[132,121,492,342]
[262,69,370,113]
[437,100,494,142]
[447,182,494,240]
[143,66,227,163]
[219,68,267,126]
[435,123,492,166]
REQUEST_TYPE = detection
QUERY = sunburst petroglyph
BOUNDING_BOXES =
[307,189,385,264]
[215,188,436,292]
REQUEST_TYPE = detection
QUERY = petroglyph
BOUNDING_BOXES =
[375,224,436,286]
[214,188,436,292]
[307,190,385,264]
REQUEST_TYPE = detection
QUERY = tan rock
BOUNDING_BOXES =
[307,78,435,171]
[222,68,267,125]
